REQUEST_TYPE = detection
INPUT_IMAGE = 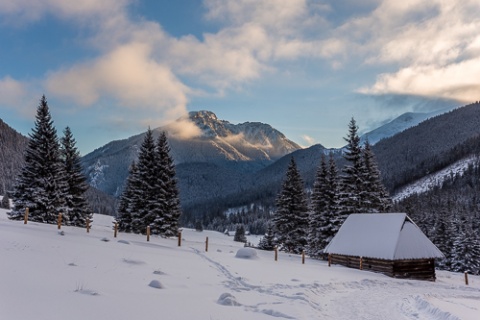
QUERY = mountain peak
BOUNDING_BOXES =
[189,110,218,122]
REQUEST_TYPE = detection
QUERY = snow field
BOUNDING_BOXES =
[1,210,480,320]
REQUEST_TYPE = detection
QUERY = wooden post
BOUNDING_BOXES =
[24,207,29,224]
[178,231,182,247]
[465,271,469,285]
[274,246,278,261]
[114,221,118,238]
[147,226,151,242]
[57,213,62,229]
[328,254,331,267]
[302,250,305,264]
[86,219,90,233]
[205,236,209,252]
[360,256,363,270]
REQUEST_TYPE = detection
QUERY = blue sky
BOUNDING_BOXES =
[1,0,478,155]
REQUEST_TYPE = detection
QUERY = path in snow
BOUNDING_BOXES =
[191,247,480,320]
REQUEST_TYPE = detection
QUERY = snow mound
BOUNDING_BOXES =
[148,280,163,289]
[217,293,241,306]
[118,240,130,244]
[235,248,258,259]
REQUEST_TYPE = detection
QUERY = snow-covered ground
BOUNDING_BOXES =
[1,210,479,320]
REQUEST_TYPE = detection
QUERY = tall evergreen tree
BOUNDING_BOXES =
[451,218,480,275]
[339,118,366,218]
[9,95,67,223]
[362,140,392,212]
[308,153,342,258]
[153,131,181,237]
[308,154,329,258]
[431,209,454,269]
[117,130,181,237]
[60,126,91,227]
[117,161,140,233]
[132,128,159,234]
[273,157,309,253]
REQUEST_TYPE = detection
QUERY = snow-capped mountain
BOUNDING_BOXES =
[81,111,301,197]
[168,110,301,162]
[360,108,451,145]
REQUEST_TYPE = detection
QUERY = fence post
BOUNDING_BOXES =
[147,226,151,242]
[86,218,90,233]
[274,246,278,261]
[328,254,331,267]
[302,250,305,264]
[465,271,469,285]
[24,207,29,224]
[205,236,209,252]
[57,212,62,229]
[360,256,363,270]
[114,221,118,238]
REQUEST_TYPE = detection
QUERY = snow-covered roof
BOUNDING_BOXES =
[324,213,444,260]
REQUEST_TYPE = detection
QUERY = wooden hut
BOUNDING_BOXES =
[324,213,444,281]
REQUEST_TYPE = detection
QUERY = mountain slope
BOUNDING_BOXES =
[81,111,302,198]
[0,119,28,195]
[212,102,480,219]
[360,108,451,145]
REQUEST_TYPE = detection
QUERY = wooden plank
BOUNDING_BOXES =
[330,255,437,281]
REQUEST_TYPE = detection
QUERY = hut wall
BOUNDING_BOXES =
[329,254,436,281]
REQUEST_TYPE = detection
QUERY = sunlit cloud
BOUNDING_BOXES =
[359,58,480,103]
[165,118,203,140]
[46,42,190,119]
[351,0,480,103]
[301,134,316,146]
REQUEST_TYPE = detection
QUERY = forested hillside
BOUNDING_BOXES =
[187,102,480,236]
[0,119,28,195]
[394,156,480,274]
[373,102,480,193]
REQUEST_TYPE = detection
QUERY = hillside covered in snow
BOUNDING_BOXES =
[1,210,479,320]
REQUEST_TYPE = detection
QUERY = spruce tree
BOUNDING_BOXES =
[339,118,365,218]
[234,224,247,243]
[308,153,342,258]
[273,157,309,253]
[132,128,158,234]
[432,209,454,269]
[308,154,329,258]
[117,161,140,232]
[117,130,181,237]
[258,224,275,250]
[153,131,181,237]
[1,193,10,209]
[60,126,91,227]
[9,95,67,223]
[362,141,391,212]
[451,220,480,275]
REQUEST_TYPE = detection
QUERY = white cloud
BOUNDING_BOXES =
[166,118,203,140]
[301,134,316,146]
[0,76,38,117]
[349,0,480,103]
[46,42,189,118]
[4,0,480,124]
[359,58,480,103]
[0,76,26,105]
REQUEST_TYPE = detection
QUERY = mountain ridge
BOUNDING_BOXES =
[81,110,303,198]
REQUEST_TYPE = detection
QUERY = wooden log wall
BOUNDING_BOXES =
[330,254,436,281]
